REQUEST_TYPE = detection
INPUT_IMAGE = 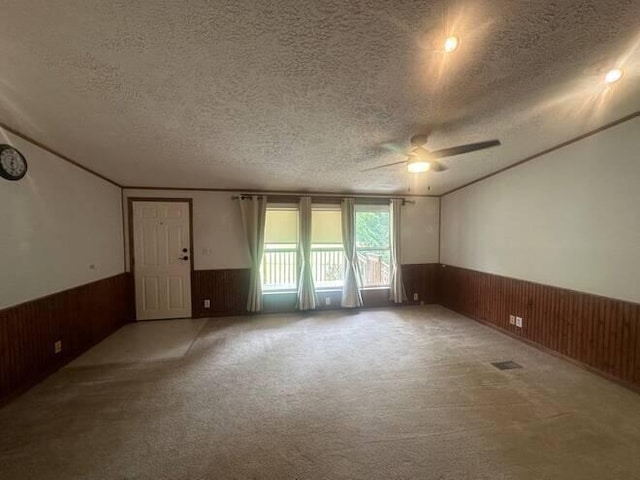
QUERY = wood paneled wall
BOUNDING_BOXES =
[0,273,132,403]
[191,264,440,317]
[438,265,640,390]
[6,265,637,401]
[191,269,251,317]
[402,263,439,304]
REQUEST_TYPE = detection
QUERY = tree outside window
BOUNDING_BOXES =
[355,206,390,287]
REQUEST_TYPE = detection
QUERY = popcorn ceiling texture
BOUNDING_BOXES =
[0,0,639,194]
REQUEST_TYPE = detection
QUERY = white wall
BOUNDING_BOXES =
[1,129,124,309]
[123,190,440,271]
[123,189,252,271]
[441,117,640,304]
[401,197,440,264]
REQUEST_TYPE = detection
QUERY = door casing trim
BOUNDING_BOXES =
[127,197,195,320]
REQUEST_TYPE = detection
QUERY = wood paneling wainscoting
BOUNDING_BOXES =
[191,269,251,318]
[402,263,439,304]
[191,264,440,317]
[438,265,640,390]
[0,273,132,404]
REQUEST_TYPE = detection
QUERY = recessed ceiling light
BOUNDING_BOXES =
[444,35,460,53]
[604,68,623,84]
[407,161,431,173]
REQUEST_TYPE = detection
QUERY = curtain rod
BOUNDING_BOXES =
[231,194,264,200]
[231,194,415,205]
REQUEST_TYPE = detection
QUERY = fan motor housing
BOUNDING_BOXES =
[410,134,429,147]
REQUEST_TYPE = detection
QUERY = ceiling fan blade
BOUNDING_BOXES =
[362,160,408,172]
[430,140,501,159]
[380,142,409,155]
[430,160,448,172]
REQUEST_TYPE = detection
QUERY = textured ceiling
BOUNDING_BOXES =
[1,0,639,195]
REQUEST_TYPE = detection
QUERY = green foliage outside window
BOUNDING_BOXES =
[355,211,390,267]
[355,211,390,248]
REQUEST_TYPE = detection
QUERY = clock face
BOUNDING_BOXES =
[0,145,28,181]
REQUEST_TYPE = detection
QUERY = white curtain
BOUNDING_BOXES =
[239,196,267,312]
[297,197,317,311]
[389,198,407,303]
[341,198,363,307]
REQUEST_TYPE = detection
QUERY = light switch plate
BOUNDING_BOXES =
[515,316,523,328]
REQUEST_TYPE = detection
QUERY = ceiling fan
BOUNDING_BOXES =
[365,134,501,173]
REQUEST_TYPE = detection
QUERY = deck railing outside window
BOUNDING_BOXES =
[262,244,389,290]
[261,245,297,290]
[356,248,390,287]
[311,246,345,288]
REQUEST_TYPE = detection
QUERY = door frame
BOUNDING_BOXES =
[127,197,194,320]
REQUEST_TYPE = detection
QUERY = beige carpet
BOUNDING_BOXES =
[1,306,640,479]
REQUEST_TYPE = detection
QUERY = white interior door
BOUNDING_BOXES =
[132,201,192,320]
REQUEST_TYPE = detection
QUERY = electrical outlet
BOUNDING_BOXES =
[509,315,516,325]
[325,297,331,306]
[204,299,211,308]
[54,340,62,354]
[413,293,419,301]
[515,316,523,328]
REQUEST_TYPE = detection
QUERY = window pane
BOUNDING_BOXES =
[262,208,298,290]
[355,209,389,248]
[264,208,298,244]
[311,210,342,244]
[355,206,390,287]
[311,207,344,289]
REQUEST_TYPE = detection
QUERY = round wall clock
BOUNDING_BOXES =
[0,144,28,181]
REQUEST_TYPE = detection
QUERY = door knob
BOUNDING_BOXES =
[180,256,189,261]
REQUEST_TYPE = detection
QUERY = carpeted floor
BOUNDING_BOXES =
[1,306,640,479]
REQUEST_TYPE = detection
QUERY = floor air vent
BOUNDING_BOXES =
[491,361,523,370]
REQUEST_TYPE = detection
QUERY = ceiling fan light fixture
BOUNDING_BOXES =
[604,68,623,84]
[407,161,431,173]
[444,35,460,53]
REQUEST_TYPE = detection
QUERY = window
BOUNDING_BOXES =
[261,202,391,291]
[311,207,344,289]
[355,205,390,287]
[261,207,298,291]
